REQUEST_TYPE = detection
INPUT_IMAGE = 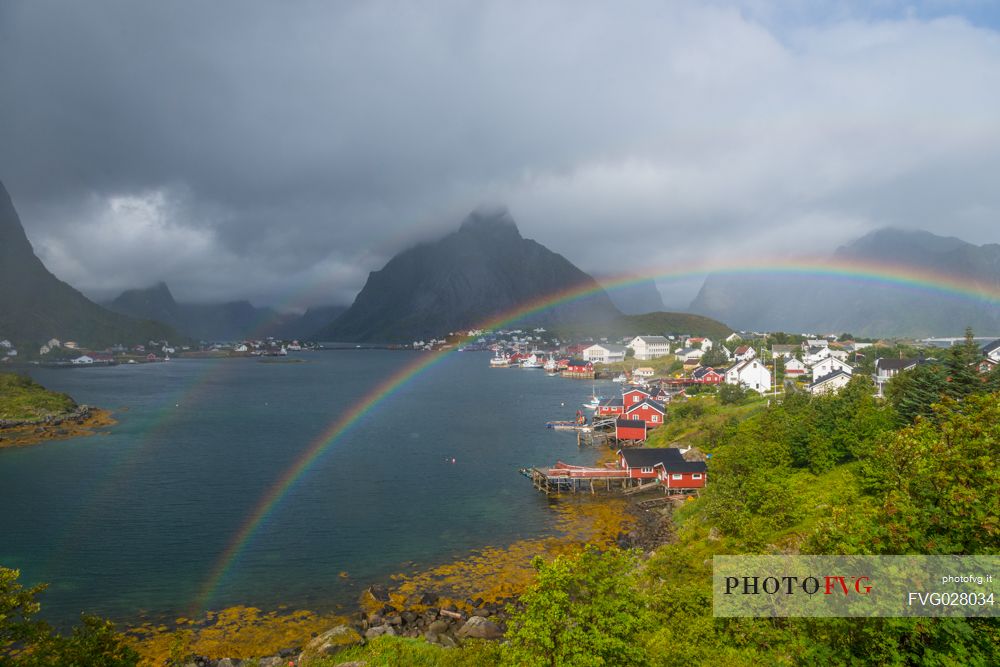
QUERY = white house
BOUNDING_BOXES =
[674,347,704,363]
[725,332,743,344]
[874,358,920,396]
[0,340,11,349]
[685,337,713,351]
[982,339,1000,364]
[627,336,670,360]
[805,339,830,350]
[771,344,798,360]
[803,346,832,365]
[732,345,756,362]
[234,343,249,352]
[809,369,852,395]
[725,359,772,394]
[810,357,853,380]
[783,358,807,376]
[71,355,95,365]
[583,343,627,364]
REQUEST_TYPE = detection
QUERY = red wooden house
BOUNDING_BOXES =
[622,388,651,407]
[617,448,670,480]
[624,399,665,427]
[596,398,626,417]
[615,418,647,442]
[655,460,707,489]
[617,448,707,488]
[691,366,724,384]
[565,359,593,373]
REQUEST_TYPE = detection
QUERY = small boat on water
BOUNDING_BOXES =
[612,373,627,383]
[543,357,557,372]
[520,354,543,369]
[489,351,511,368]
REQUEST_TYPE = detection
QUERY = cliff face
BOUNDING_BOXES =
[0,180,180,347]
[318,208,622,342]
[689,228,1000,337]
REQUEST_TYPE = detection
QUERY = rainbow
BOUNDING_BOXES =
[192,255,1000,609]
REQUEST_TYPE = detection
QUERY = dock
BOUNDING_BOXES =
[519,461,630,495]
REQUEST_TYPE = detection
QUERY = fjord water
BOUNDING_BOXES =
[1,351,607,625]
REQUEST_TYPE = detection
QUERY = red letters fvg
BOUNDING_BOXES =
[723,575,871,595]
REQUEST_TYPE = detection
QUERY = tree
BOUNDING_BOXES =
[945,327,983,400]
[1,569,47,660]
[0,568,137,667]
[700,346,730,368]
[718,383,748,405]
[504,546,649,667]
[886,362,947,424]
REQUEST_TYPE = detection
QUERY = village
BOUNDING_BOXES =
[481,330,1000,501]
[0,336,320,367]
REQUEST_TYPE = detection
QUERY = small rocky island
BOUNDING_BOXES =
[0,372,115,447]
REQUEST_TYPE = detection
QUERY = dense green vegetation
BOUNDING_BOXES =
[0,569,138,667]
[0,374,75,422]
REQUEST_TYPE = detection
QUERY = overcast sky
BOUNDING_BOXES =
[2,1,999,310]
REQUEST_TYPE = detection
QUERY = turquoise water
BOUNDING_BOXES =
[0,351,610,625]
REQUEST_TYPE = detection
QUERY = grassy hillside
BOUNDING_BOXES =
[551,310,731,341]
[0,372,76,421]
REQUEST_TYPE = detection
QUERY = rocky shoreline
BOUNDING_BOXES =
[0,404,116,447]
[155,494,678,667]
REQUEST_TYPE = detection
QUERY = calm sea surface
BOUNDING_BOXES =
[1,351,611,625]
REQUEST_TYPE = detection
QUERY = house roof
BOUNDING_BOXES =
[808,369,851,389]
[625,399,665,415]
[623,387,651,396]
[675,347,698,355]
[655,460,708,473]
[618,447,685,468]
[982,339,1000,355]
[876,358,919,372]
[615,418,646,429]
[772,344,797,353]
[691,366,720,379]
[586,343,627,354]
[600,398,625,407]
[633,335,669,344]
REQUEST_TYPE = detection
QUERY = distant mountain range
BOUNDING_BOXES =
[317,209,625,342]
[599,278,666,315]
[0,180,180,349]
[689,228,1000,337]
[106,283,346,342]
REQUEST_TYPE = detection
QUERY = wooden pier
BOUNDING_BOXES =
[520,462,631,496]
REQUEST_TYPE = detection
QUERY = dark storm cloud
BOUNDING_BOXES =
[1,1,999,308]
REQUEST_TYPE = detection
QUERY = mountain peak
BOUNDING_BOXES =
[838,227,970,257]
[458,206,520,237]
[319,210,620,342]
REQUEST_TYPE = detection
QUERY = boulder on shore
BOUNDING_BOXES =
[455,615,503,640]
[298,625,364,665]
